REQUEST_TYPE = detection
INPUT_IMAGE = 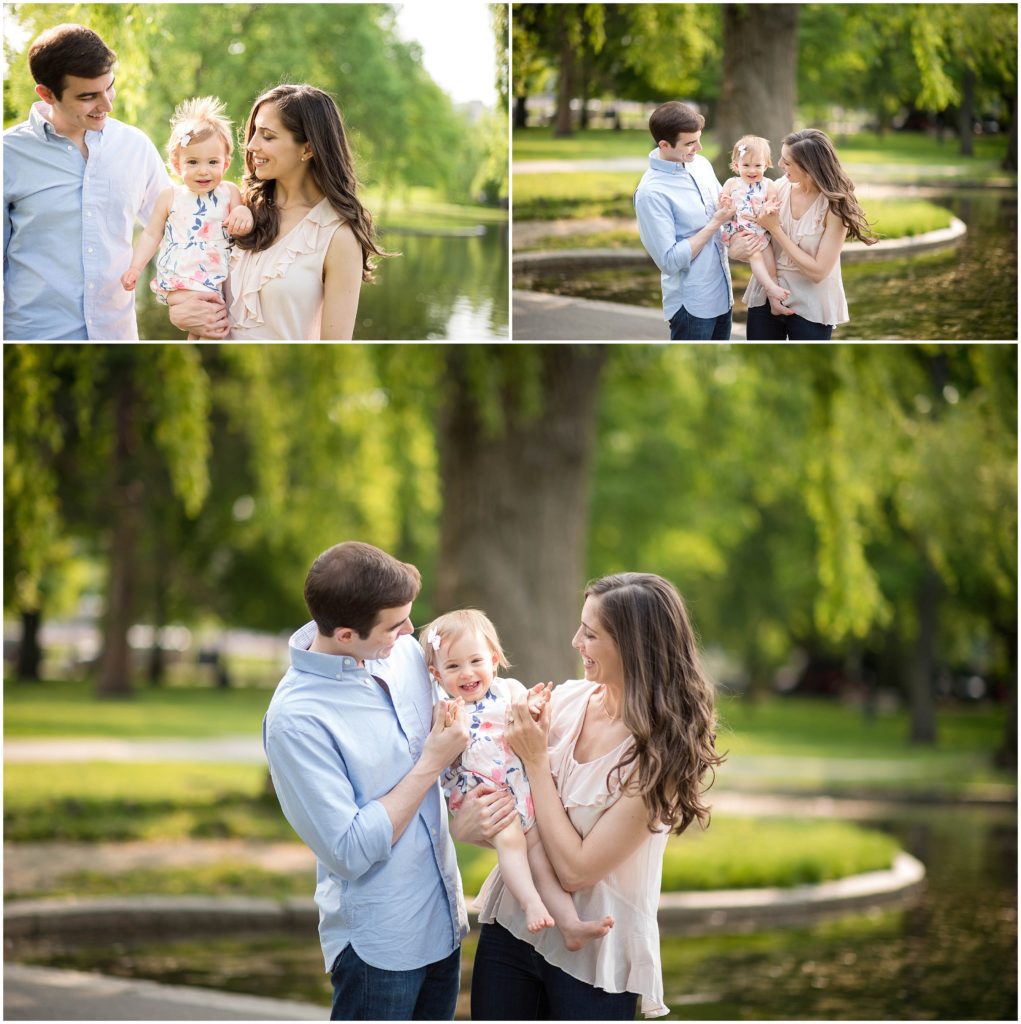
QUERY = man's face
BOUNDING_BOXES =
[36,71,116,138]
[343,603,415,664]
[658,130,702,164]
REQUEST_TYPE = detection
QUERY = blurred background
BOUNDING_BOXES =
[511,2,1018,341]
[2,2,509,339]
[4,343,1017,1018]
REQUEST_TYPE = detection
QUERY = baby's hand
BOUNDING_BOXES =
[225,205,254,236]
[120,269,139,291]
[526,681,553,719]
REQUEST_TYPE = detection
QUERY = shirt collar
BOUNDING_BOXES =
[29,100,107,145]
[648,148,693,175]
[288,621,364,680]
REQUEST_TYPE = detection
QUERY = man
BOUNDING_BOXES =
[634,100,761,341]
[3,24,170,340]
[264,541,514,1020]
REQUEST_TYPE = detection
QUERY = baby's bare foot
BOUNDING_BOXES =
[562,914,615,951]
[525,901,555,933]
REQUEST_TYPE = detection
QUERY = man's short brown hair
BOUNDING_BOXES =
[28,24,116,100]
[649,101,705,145]
[304,541,421,638]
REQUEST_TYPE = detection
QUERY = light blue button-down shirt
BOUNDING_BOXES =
[634,149,732,321]
[3,102,170,340]
[263,624,467,973]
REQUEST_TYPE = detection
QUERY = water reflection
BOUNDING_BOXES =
[135,225,508,341]
[660,807,1017,1020]
[518,192,1017,341]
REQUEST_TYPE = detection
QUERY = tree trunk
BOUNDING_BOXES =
[553,12,576,137]
[713,4,799,181]
[97,362,141,699]
[957,68,975,157]
[513,94,528,130]
[906,558,940,744]
[1001,91,1017,172]
[16,608,43,681]
[435,347,607,685]
[993,623,1017,770]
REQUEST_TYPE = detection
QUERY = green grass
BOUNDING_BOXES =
[512,169,956,230]
[512,127,1012,178]
[363,185,508,230]
[4,679,269,738]
[3,762,290,842]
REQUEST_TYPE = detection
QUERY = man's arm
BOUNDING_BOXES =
[635,190,732,277]
[265,701,469,880]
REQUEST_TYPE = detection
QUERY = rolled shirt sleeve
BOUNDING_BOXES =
[635,190,693,277]
[265,720,393,881]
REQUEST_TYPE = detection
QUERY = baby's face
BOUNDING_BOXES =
[431,631,499,702]
[175,136,230,193]
[735,153,768,184]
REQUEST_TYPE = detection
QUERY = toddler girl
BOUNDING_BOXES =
[720,134,791,315]
[421,609,614,950]
[121,96,253,339]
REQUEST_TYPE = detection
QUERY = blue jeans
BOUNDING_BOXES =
[668,304,732,341]
[471,922,638,1020]
[745,302,834,340]
[330,943,460,1020]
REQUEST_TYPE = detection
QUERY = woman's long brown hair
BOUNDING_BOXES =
[586,573,725,836]
[784,128,878,245]
[234,84,388,281]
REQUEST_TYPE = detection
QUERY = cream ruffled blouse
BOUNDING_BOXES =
[743,176,850,327]
[226,197,342,340]
[476,679,671,1018]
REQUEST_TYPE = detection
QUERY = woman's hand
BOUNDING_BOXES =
[167,290,230,338]
[505,690,550,769]
[752,198,781,234]
[449,784,518,847]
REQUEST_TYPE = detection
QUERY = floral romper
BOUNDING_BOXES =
[150,183,233,300]
[721,179,768,243]
[441,677,536,830]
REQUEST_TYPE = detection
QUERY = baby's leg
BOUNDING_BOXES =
[748,246,790,312]
[526,828,614,950]
[492,818,554,933]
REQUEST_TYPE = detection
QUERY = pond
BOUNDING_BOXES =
[136,225,509,341]
[516,191,1017,341]
[20,805,1016,1019]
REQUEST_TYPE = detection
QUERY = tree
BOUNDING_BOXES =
[434,346,608,683]
[713,4,799,180]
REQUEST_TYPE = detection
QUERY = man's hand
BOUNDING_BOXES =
[449,784,518,847]
[727,230,770,262]
[167,290,230,338]
[423,698,469,769]
[225,205,254,236]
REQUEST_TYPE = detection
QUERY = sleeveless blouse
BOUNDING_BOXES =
[743,177,849,327]
[226,197,342,339]
[476,679,670,1018]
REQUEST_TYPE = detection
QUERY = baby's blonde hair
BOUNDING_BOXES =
[168,96,234,167]
[731,134,772,169]
[419,609,510,671]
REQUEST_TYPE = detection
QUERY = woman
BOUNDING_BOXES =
[168,84,385,339]
[744,128,876,340]
[466,573,724,1020]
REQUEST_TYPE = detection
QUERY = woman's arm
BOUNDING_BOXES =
[505,692,654,891]
[320,224,363,340]
[755,205,848,283]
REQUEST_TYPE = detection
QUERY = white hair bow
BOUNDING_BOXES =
[738,143,747,155]
[426,627,441,652]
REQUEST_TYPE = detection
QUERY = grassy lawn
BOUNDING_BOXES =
[364,185,507,232]
[513,169,957,229]
[513,127,1011,178]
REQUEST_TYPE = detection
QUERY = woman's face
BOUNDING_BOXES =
[779,144,813,190]
[246,101,309,181]
[572,596,624,689]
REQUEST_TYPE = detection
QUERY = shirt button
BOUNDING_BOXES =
[88,283,94,289]
[86,211,92,217]
[66,144,72,151]
[87,247,93,253]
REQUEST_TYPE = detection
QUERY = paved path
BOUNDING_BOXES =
[4,963,322,1021]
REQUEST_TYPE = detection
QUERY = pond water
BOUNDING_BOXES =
[135,225,509,341]
[22,805,1016,1019]
[517,191,1017,341]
